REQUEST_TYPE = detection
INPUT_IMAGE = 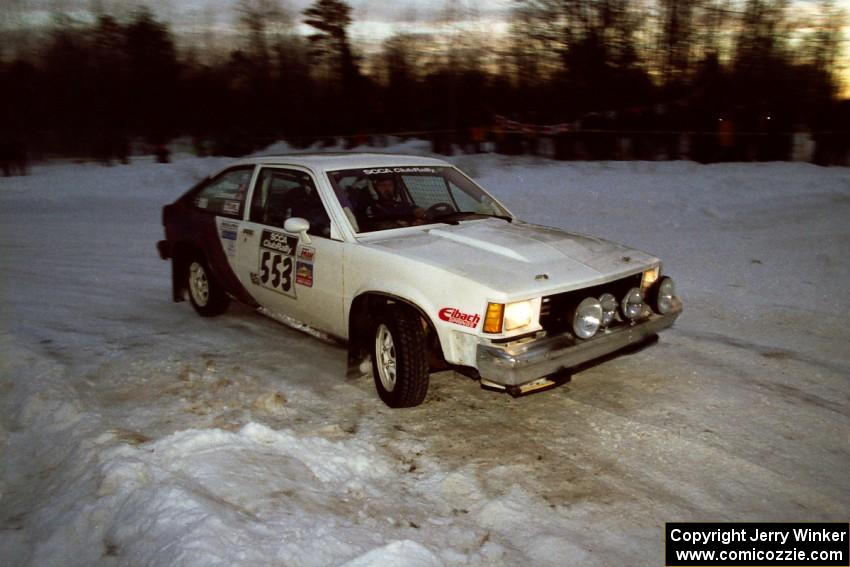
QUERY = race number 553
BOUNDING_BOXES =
[259,250,294,295]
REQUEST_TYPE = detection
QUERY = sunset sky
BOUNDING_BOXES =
[2,0,848,94]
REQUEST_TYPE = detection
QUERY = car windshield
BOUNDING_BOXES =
[327,166,511,233]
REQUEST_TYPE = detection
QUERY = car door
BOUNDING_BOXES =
[187,165,258,305]
[234,166,345,337]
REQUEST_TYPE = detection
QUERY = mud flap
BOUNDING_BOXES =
[171,254,186,302]
[346,350,371,380]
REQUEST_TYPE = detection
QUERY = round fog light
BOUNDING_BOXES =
[654,277,675,314]
[572,297,603,339]
[620,287,645,320]
[599,293,618,327]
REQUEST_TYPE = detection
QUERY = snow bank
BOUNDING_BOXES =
[0,335,440,566]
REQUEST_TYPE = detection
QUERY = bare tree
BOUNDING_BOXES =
[237,0,290,75]
[303,0,360,86]
[806,0,844,82]
[734,0,791,74]
[657,0,695,84]
[700,0,733,61]
[0,0,31,62]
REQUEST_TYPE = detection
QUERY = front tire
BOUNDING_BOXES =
[187,257,229,317]
[372,306,429,408]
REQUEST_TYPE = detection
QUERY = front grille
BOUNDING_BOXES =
[539,273,642,335]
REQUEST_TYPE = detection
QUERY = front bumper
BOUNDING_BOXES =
[476,299,682,387]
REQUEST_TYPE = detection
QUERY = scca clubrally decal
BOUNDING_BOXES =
[258,229,298,297]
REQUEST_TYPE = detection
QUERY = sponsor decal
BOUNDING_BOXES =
[298,246,316,261]
[219,221,238,241]
[296,261,314,287]
[222,200,241,215]
[261,230,298,256]
[438,307,481,329]
[218,220,239,257]
[393,167,436,174]
[250,272,260,285]
[362,167,436,175]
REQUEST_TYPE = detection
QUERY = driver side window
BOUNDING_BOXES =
[250,168,331,237]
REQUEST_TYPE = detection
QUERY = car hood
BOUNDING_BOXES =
[363,219,658,298]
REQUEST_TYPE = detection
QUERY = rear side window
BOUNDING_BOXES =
[193,167,254,218]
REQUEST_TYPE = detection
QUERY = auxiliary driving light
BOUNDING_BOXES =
[641,266,659,292]
[599,293,618,327]
[620,287,645,320]
[572,297,603,339]
[654,277,676,314]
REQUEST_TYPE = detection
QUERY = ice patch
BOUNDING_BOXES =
[341,540,443,567]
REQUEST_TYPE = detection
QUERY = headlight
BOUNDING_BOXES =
[504,300,533,331]
[620,287,645,320]
[654,277,676,314]
[572,297,603,339]
[599,293,618,327]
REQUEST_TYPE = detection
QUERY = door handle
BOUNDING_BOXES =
[242,228,254,236]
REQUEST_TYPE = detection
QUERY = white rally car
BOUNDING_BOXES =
[157,154,682,407]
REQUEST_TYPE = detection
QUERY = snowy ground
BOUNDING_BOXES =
[1,141,848,566]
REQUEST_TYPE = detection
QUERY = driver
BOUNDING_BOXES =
[369,175,425,221]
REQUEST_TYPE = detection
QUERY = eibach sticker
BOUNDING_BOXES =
[438,307,480,329]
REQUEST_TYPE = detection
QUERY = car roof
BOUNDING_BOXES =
[228,152,452,173]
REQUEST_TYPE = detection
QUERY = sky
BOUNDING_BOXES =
[3,0,512,33]
[2,0,848,94]
[3,0,846,47]
[0,0,512,61]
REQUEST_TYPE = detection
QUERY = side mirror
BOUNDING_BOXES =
[284,217,312,244]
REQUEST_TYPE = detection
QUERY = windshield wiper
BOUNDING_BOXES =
[429,211,512,224]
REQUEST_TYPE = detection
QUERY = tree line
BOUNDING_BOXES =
[0,0,847,170]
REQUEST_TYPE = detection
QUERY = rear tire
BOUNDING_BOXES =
[187,257,229,317]
[372,305,429,408]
